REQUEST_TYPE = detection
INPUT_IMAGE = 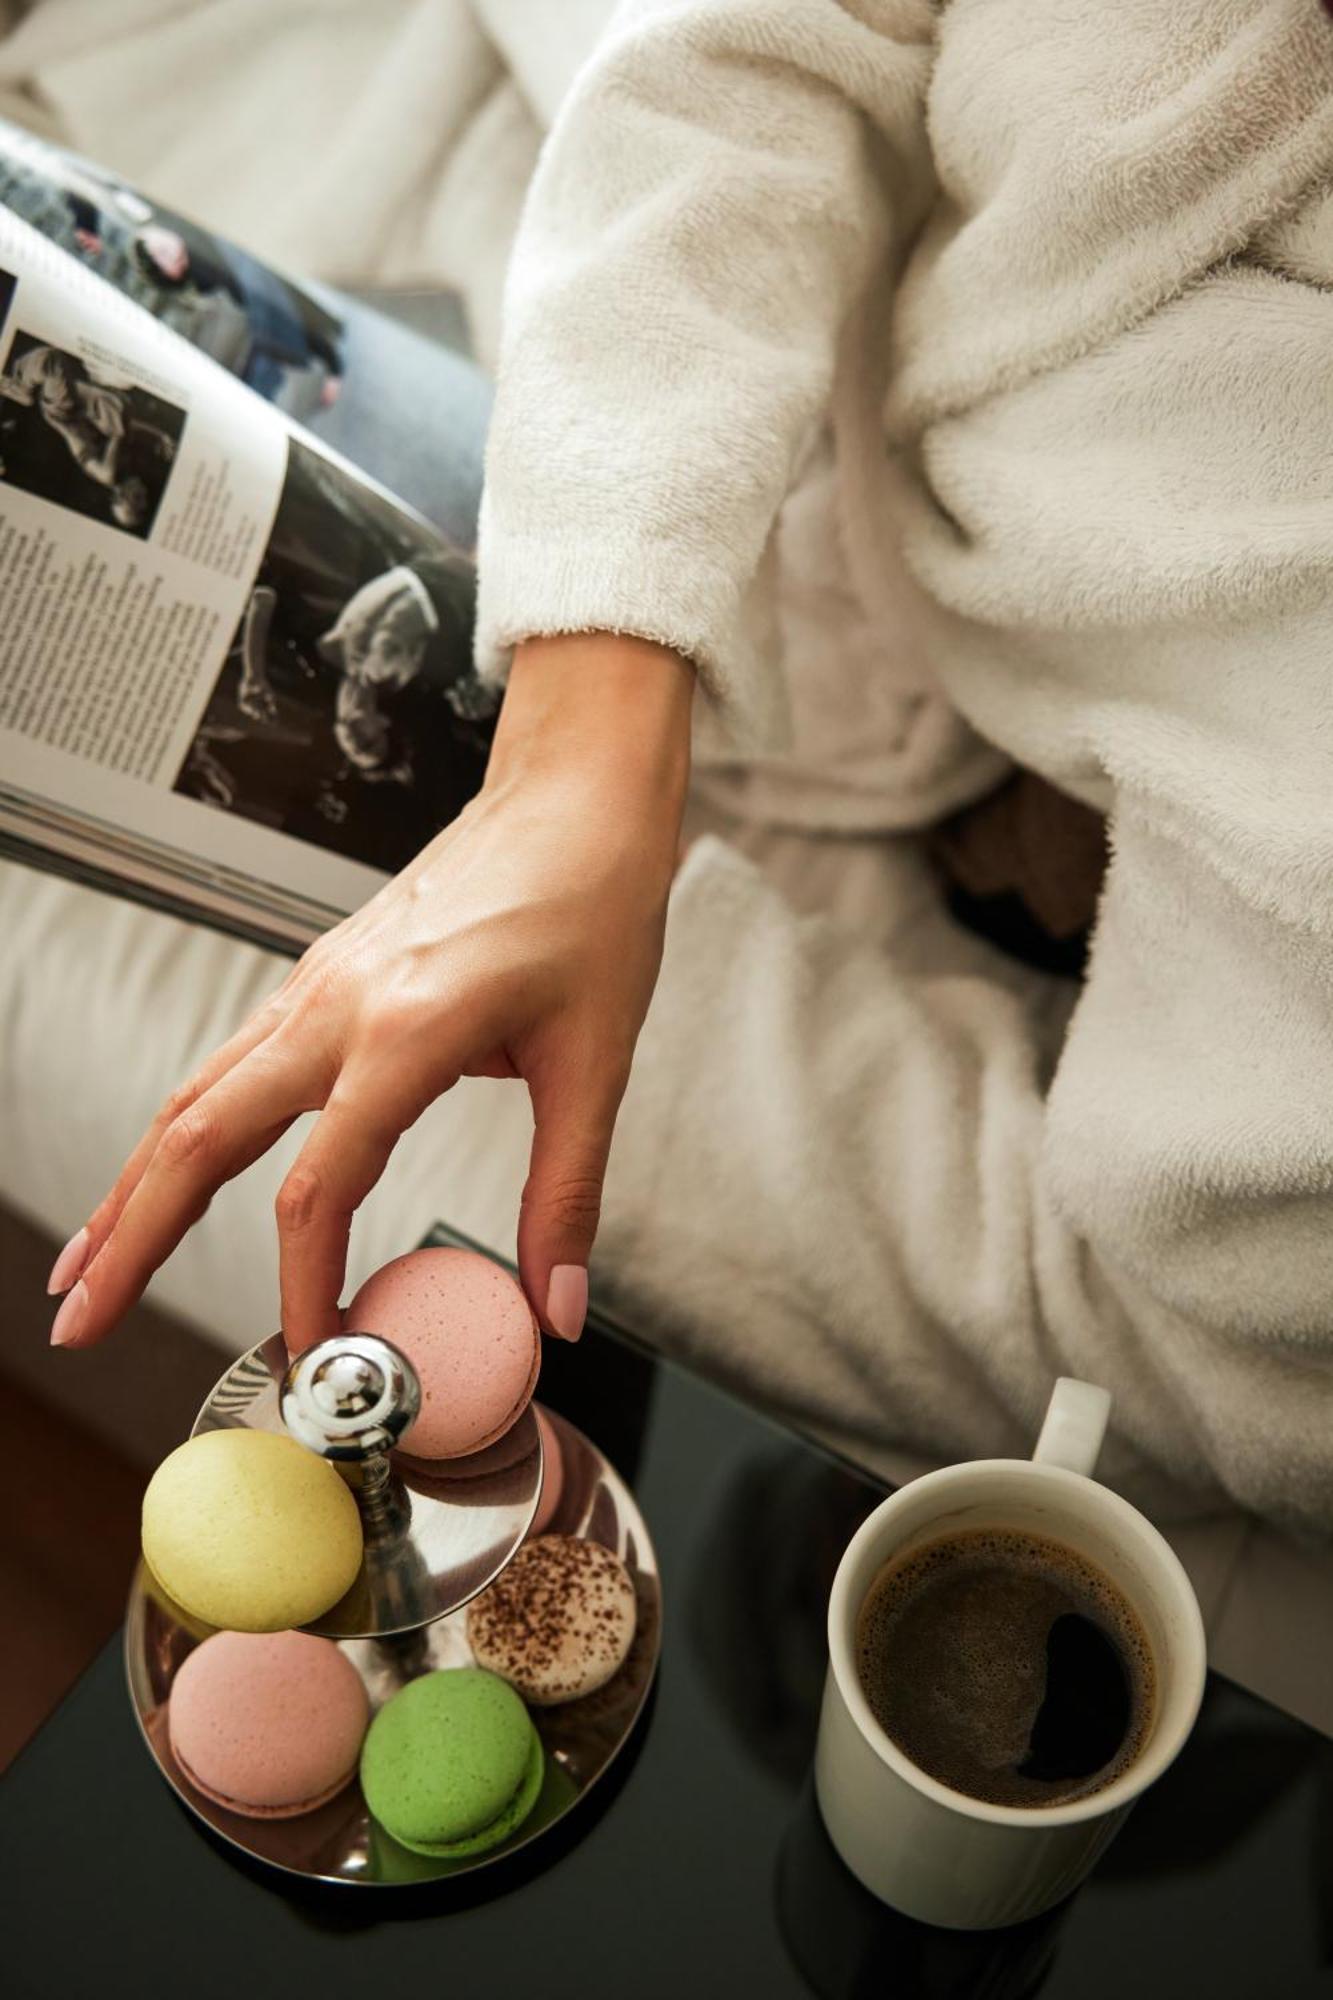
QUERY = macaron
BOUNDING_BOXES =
[168,1629,368,1819]
[360,1667,544,1858]
[344,1248,540,1460]
[364,1747,580,1883]
[528,1405,565,1538]
[142,1429,363,1632]
[466,1534,637,1706]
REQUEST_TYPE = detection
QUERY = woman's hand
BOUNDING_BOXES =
[47,634,694,1354]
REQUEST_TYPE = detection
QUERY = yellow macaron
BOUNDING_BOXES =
[142,1429,363,1632]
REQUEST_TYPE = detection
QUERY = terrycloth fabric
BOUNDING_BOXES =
[474,0,1333,1535]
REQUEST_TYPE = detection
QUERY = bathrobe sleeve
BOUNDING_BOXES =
[474,0,936,741]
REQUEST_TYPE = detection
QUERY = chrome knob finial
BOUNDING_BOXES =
[280,1331,420,1461]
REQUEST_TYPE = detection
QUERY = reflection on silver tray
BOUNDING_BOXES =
[125,1408,662,1887]
[188,1333,543,1638]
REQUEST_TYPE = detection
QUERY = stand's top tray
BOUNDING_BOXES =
[191,1333,541,1639]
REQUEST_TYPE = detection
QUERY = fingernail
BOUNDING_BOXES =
[47,1226,90,1296]
[50,1279,89,1348]
[545,1264,587,1342]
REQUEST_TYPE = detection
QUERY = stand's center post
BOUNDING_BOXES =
[280,1332,422,1532]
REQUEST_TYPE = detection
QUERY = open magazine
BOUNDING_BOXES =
[0,122,495,955]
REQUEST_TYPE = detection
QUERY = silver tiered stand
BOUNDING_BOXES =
[124,1330,662,1887]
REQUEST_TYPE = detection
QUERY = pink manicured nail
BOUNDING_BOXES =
[545,1264,588,1342]
[47,1226,91,1296]
[50,1279,89,1347]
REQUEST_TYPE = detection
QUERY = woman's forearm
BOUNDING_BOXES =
[488,633,694,813]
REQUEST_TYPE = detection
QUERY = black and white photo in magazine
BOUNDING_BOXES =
[0,327,184,539]
[0,125,345,420]
[172,435,496,874]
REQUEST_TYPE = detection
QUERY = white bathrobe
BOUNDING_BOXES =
[1,0,1331,1537]
[472,0,1333,1535]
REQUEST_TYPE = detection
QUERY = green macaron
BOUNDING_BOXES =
[360,1668,545,1858]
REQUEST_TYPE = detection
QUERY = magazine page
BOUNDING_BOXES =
[0,206,493,927]
[0,116,345,421]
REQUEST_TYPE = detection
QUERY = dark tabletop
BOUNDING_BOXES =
[3,1273,1330,2000]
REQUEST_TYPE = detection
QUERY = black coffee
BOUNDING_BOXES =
[855,1528,1155,1809]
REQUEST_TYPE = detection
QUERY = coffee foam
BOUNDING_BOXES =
[855,1527,1157,1809]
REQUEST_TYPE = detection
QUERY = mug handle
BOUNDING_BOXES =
[1032,1377,1111,1478]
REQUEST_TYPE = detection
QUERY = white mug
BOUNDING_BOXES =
[814,1379,1206,1930]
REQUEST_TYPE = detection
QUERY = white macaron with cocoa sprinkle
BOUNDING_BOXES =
[466,1534,636,1706]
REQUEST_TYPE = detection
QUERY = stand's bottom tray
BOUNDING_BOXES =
[124,1409,662,1887]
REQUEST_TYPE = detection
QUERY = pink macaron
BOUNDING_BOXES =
[344,1247,541,1461]
[168,1630,369,1819]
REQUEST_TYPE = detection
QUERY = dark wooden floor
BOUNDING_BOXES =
[3,1376,145,1769]
[1,1207,222,1770]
